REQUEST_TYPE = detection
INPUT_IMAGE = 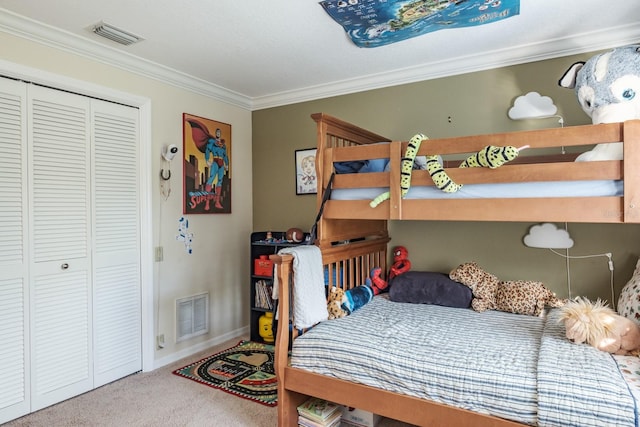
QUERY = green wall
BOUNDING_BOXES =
[252,51,640,302]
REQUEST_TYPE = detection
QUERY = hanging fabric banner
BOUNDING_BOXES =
[320,0,520,48]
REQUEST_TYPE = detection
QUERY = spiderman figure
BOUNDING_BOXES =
[367,246,411,295]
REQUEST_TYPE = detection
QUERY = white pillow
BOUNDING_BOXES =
[575,142,623,162]
[617,258,640,324]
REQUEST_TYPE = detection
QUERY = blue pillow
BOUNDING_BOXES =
[334,158,389,174]
[359,158,389,173]
[334,160,365,174]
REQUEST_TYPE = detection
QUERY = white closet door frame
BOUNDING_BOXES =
[0,59,155,374]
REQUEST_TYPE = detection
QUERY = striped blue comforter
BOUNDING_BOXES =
[290,296,638,426]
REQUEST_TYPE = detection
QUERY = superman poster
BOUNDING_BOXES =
[183,113,231,214]
[320,0,520,48]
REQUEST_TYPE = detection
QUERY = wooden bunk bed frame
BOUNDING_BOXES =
[312,112,640,249]
[270,114,640,426]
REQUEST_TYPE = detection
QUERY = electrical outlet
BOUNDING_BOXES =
[155,246,163,262]
[157,334,165,349]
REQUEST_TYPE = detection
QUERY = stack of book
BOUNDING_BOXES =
[254,279,274,309]
[297,397,342,427]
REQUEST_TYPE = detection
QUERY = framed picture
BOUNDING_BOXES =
[182,113,232,214]
[295,148,317,195]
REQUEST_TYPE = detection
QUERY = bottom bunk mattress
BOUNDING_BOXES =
[290,296,638,426]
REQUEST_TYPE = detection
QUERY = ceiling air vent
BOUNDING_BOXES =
[92,21,143,46]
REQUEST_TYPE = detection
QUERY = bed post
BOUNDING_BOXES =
[311,113,391,247]
[270,254,307,426]
[624,120,640,222]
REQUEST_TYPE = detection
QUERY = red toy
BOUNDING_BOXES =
[366,246,411,295]
[367,268,387,295]
[389,246,411,280]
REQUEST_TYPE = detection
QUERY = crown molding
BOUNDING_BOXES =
[3,8,640,112]
[0,8,252,110]
[251,23,640,110]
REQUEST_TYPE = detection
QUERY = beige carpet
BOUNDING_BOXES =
[5,337,414,427]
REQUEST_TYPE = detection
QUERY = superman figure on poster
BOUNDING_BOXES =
[185,116,231,213]
[204,128,229,209]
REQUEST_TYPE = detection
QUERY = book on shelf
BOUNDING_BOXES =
[297,397,342,425]
[297,410,341,427]
[254,279,273,309]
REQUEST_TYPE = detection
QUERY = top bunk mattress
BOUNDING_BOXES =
[330,179,623,200]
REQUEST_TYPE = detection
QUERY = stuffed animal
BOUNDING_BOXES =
[342,285,373,314]
[327,284,374,319]
[370,133,427,207]
[559,44,640,161]
[426,144,526,193]
[449,261,565,316]
[389,246,411,280]
[367,246,411,294]
[367,267,387,295]
[327,286,347,319]
[370,133,528,205]
[559,297,640,355]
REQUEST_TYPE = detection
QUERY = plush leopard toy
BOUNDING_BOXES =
[449,261,565,317]
[327,286,348,319]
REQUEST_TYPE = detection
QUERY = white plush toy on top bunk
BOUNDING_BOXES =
[559,44,640,162]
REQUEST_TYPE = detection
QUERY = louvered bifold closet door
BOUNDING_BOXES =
[91,100,141,387]
[0,79,30,424]
[28,85,93,411]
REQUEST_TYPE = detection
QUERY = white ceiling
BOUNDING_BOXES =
[1,0,639,110]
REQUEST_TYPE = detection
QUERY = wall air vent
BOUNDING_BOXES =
[176,292,209,342]
[92,21,143,46]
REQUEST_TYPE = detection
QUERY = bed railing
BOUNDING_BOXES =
[269,238,389,345]
[312,113,391,248]
[269,238,389,425]
[313,114,640,226]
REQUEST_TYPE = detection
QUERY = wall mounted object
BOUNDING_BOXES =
[182,113,232,213]
[295,148,317,195]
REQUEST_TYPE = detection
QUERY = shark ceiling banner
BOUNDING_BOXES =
[320,0,520,48]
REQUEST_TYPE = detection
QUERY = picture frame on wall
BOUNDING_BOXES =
[182,113,232,214]
[295,148,317,195]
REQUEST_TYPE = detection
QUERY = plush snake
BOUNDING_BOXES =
[430,144,526,193]
[370,133,527,207]
[370,133,426,207]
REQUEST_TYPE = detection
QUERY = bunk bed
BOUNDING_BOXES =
[269,114,640,427]
[312,112,640,248]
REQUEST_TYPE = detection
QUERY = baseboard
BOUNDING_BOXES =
[151,326,249,370]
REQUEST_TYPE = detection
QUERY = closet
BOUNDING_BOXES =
[0,77,142,423]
